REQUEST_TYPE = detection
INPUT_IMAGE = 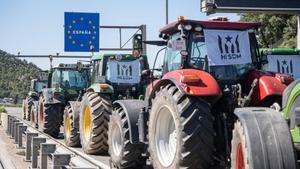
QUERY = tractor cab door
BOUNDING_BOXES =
[163,33,184,75]
[91,59,106,84]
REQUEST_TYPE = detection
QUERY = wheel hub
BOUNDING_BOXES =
[155,106,177,167]
[236,143,245,169]
[83,106,91,140]
[111,124,123,156]
[65,115,71,139]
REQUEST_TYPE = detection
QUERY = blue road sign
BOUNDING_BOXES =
[64,12,99,52]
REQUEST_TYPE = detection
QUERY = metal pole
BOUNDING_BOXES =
[141,25,147,55]
[297,15,300,49]
[119,28,122,49]
[166,0,169,24]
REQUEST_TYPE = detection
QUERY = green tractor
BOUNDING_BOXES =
[33,62,90,138]
[63,34,150,154]
[260,48,300,79]
[23,71,48,121]
[260,48,300,156]
[282,80,300,160]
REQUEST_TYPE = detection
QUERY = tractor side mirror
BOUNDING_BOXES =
[142,69,151,76]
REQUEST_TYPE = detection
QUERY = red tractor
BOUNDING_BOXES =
[107,17,297,169]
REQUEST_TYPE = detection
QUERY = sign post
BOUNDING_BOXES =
[64,12,100,52]
[298,15,300,49]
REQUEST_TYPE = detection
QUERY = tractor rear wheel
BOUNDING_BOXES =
[108,107,146,168]
[22,100,26,120]
[25,97,35,121]
[79,92,111,154]
[38,102,62,138]
[30,101,38,128]
[231,120,297,169]
[64,105,80,147]
[148,84,215,169]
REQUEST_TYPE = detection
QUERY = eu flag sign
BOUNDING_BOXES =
[64,12,99,52]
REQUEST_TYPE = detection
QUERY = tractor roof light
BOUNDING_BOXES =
[178,16,185,22]
[100,84,109,89]
[180,74,200,83]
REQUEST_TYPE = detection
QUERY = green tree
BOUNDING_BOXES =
[0,49,41,99]
[240,14,297,48]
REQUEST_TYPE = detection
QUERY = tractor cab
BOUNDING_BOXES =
[89,33,149,99]
[160,17,261,85]
[31,71,48,92]
[49,63,90,98]
[90,53,149,99]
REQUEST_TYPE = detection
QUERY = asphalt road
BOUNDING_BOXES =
[6,107,111,167]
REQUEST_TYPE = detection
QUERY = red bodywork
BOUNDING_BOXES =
[148,69,222,99]
[148,69,292,106]
[160,20,260,34]
[246,70,293,105]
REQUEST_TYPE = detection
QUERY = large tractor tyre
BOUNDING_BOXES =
[22,100,26,120]
[231,119,296,169]
[148,84,215,169]
[30,102,39,128]
[25,97,35,121]
[38,103,62,138]
[79,92,112,154]
[287,95,300,129]
[64,105,80,147]
[108,107,146,169]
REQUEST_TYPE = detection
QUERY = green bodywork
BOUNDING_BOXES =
[260,48,300,55]
[89,53,149,100]
[283,82,300,143]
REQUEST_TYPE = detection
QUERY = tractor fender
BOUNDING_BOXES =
[68,101,81,128]
[234,107,296,169]
[147,69,222,104]
[113,99,146,144]
[247,71,292,105]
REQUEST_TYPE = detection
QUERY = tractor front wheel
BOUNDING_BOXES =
[25,97,35,121]
[79,92,111,154]
[38,103,62,138]
[108,107,146,168]
[148,84,215,169]
[64,105,80,147]
[230,121,249,169]
[30,101,38,128]
[231,117,297,169]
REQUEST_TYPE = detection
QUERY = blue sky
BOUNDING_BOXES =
[0,0,239,69]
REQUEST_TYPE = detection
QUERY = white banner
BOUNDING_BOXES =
[204,29,252,66]
[106,59,141,84]
[266,55,300,79]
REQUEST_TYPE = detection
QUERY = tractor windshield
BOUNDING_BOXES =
[189,31,258,80]
[51,69,89,89]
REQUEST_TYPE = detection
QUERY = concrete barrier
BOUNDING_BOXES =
[1,113,8,130]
